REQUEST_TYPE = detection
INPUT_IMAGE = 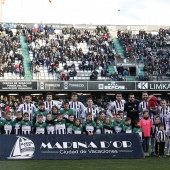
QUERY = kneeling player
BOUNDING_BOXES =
[34,114,46,134]
[20,112,32,135]
[1,111,14,135]
[72,119,83,134]
[54,114,66,134]
[82,113,96,136]
[46,114,55,134]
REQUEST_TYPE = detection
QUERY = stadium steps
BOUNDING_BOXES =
[20,36,32,80]
[138,66,145,76]
[108,66,115,74]
[113,38,125,58]
[127,76,136,81]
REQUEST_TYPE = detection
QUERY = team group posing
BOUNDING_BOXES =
[0,92,170,157]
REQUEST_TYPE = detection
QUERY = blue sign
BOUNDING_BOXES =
[0,134,144,160]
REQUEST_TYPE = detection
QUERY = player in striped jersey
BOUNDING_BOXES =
[107,92,125,118]
[166,113,170,155]
[17,94,37,122]
[138,91,149,119]
[152,116,161,156]
[20,112,32,135]
[69,92,86,119]
[44,92,61,113]
[158,98,170,155]
[82,98,99,120]
[158,99,170,129]
[13,111,22,135]
[147,94,159,156]
[156,123,166,157]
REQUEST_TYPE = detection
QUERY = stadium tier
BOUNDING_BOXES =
[1,23,170,82]
[26,25,117,81]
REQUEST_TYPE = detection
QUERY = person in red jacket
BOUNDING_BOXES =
[147,95,158,109]
[140,110,153,156]
[117,54,122,58]
[60,73,67,81]
[147,95,159,123]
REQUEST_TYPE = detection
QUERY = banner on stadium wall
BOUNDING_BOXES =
[0,134,144,160]
[38,82,87,91]
[136,82,170,91]
[0,81,37,91]
[1,81,170,91]
[88,82,135,91]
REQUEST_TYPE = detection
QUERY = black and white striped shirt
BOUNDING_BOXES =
[107,100,125,117]
[156,130,166,142]
[69,101,86,118]
[152,124,159,138]
[44,100,61,113]
[159,106,170,128]
[82,106,99,119]
[17,103,37,121]
[166,114,170,136]
[138,101,148,112]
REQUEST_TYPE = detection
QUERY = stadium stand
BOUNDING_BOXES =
[117,28,170,81]
[25,25,121,81]
[0,24,25,80]
[1,23,170,82]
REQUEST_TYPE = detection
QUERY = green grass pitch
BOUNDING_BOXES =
[0,157,170,170]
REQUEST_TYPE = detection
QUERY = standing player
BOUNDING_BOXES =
[82,98,99,120]
[69,92,86,119]
[156,123,166,157]
[140,111,153,156]
[107,92,125,118]
[166,112,170,155]
[17,94,37,122]
[138,91,149,119]
[125,93,140,127]
[44,92,61,113]
[158,99,170,129]
[157,99,170,155]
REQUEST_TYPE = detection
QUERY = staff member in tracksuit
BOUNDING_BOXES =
[124,93,140,128]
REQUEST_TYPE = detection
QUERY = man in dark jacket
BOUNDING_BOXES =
[125,93,140,127]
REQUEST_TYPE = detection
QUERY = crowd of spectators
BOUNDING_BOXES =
[0,24,25,78]
[26,25,116,81]
[117,28,170,80]
[2,23,170,81]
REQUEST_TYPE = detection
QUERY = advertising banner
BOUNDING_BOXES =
[88,82,135,91]
[39,82,63,90]
[0,134,144,160]
[0,81,37,90]
[38,81,87,91]
[136,82,170,91]
[63,82,87,91]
